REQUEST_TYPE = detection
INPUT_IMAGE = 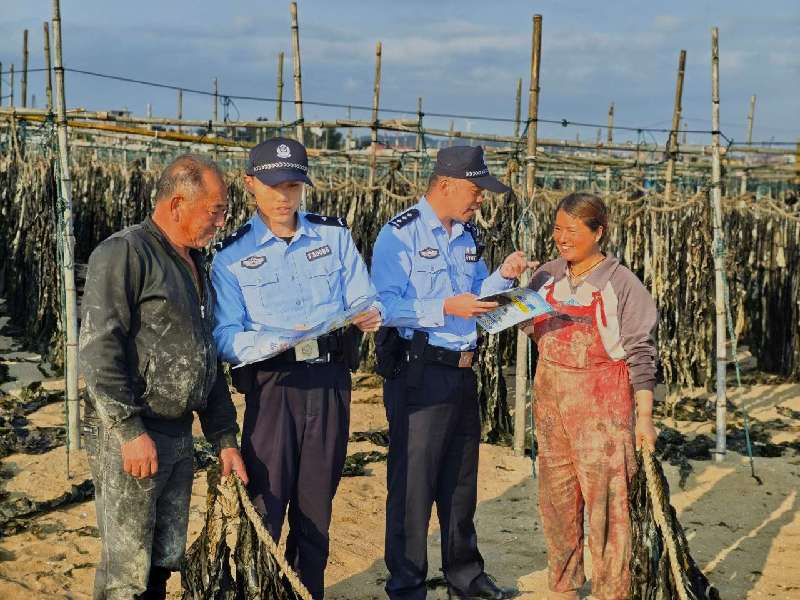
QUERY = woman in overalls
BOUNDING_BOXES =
[523,193,658,600]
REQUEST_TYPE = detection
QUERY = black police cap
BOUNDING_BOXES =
[246,137,314,187]
[433,145,510,193]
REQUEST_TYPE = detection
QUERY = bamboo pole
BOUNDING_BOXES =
[290,2,304,144]
[276,51,284,122]
[515,13,542,457]
[746,94,756,144]
[514,77,522,139]
[0,62,3,107]
[21,30,29,108]
[369,41,382,189]
[9,64,14,107]
[51,0,81,453]
[43,22,53,112]
[664,50,686,204]
[607,102,614,144]
[177,88,183,133]
[710,27,727,463]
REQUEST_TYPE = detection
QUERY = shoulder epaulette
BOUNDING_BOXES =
[389,208,420,229]
[214,223,251,252]
[464,221,486,258]
[306,213,348,228]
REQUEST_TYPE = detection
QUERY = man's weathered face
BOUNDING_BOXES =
[176,170,228,248]
[245,176,303,229]
[439,177,486,222]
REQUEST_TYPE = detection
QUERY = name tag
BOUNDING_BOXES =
[465,251,479,263]
[306,245,332,261]
[294,338,320,361]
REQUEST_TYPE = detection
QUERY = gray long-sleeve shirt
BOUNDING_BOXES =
[79,217,238,449]
[526,256,659,392]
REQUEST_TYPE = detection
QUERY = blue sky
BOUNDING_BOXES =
[1,1,798,146]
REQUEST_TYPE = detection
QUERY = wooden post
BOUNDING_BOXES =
[290,2,305,144]
[290,2,306,208]
[0,62,3,107]
[21,30,29,108]
[369,41,382,190]
[746,94,756,144]
[607,102,614,144]
[710,27,727,463]
[43,22,53,111]
[414,96,422,190]
[515,13,542,457]
[513,77,522,139]
[664,50,686,204]
[448,119,454,146]
[9,64,14,107]
[276,51,284,122]
[52,0,81,452]
[213,78,219,122]
[177,88,183,133]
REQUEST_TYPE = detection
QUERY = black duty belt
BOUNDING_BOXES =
[401,340,476,369]
[258,330,346,367]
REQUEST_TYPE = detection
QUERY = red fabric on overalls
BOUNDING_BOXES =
[531,282,635,600]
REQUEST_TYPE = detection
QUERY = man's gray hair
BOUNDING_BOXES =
[154,154,224,203]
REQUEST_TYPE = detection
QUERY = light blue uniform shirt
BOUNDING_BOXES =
[212,211,380,365]
[371,197,512,351]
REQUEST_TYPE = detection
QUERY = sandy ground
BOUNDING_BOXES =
[0,322,798,598]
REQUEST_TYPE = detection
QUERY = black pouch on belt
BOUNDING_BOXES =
[405,330,428,389]
[341,325,363,372]
[230,363,255,395]
[375,326,402,378]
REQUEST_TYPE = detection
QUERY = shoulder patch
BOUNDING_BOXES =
[306,213,347,228]
[389,208,420,229]
[214,223,251,252]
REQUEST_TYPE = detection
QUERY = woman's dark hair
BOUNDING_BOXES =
[555,192,609,243]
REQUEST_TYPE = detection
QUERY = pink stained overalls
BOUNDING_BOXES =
[530,282,636,600]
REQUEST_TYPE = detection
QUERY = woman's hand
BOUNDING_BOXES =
[634,389,657,451]
[635,415,658,451]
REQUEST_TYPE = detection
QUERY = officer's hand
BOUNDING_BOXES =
[220,447,249,485]
[500,251,539,280]
[352,307,382,333]
[121,432,158,479]
[444,293,499,319]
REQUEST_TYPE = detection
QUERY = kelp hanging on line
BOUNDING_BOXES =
[1,152,799,442]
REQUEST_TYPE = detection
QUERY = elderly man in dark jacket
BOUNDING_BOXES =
[79,154,247,600]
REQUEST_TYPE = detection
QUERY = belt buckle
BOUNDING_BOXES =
[295,338,320,362]
[458,351,474,368]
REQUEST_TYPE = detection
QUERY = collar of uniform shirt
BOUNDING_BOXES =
[419,196,466,241]
[251,210,321,247]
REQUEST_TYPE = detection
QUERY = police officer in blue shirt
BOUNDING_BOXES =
[371,146,536,600]
[211,137,382,599]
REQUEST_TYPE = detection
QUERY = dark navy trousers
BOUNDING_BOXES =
[242,361,351,599]
[383,363,485,600]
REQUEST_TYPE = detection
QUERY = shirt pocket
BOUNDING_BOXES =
[235,267,281,319]
[307,256,344,308]
[410,258,448,298]
[457,262,478,294]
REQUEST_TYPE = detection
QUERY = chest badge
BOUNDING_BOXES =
[306,245,332,261]
[241,255,266,269]
[465,249,479,263]
[419,247,439,259]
